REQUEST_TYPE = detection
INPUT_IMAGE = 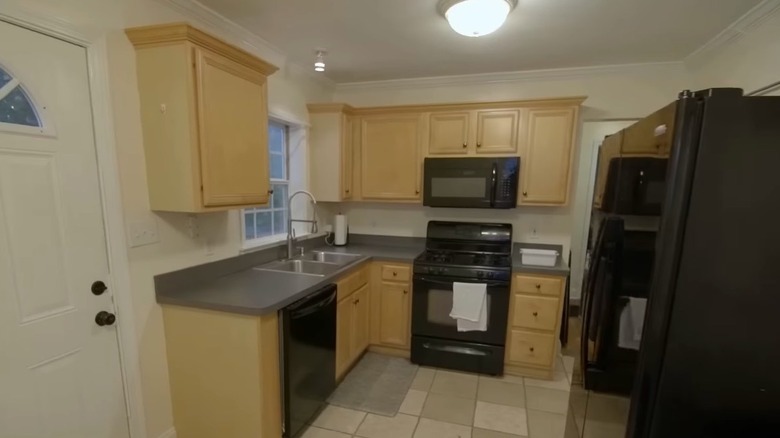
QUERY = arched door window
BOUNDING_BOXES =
[0,66,43,129]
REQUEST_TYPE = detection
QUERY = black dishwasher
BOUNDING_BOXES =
[280,284,337,438]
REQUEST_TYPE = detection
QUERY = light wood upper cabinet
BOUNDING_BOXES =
[593,131,622,209]
[428,112,470,155]
[378,281,411,348]
[476,109,520,154]
[126,23,278,212]
[308,104,355,202]
[519,107,579,205]
[360,114,423,201]
[622,102,677,157]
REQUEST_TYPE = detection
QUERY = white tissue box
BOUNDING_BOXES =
[519,248,559,267]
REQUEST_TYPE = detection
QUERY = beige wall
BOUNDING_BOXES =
[3,1,333,437]
[322,64,690,258]
[686,10,780,96]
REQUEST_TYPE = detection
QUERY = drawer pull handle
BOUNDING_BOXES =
[529,347,535,352]
[532,311,538,317]
[535,284,541,289]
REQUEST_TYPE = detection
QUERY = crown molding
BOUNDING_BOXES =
[157,0,335,90]
[334,62,685,91]
[685,0,780,65]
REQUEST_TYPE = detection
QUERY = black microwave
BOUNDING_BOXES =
[601,157,668,216]
[423,157,520,208]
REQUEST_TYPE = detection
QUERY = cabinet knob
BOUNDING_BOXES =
[268,189,274,194]
[532,311,538,317]
[392,272,397,277]
[462,143,467,148]
[523,191,528,197]
[345,189,350,193]
[477,142,482,148]
[535,284,541,289]
[403,290,408,295]
[354,299,360,305]
[529,347,535,353]
[415,189,420,195]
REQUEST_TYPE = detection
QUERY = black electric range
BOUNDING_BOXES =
[410,221,513,375]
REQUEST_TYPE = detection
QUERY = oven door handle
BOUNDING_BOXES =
[415,276,508,288]
[421,342,488,357]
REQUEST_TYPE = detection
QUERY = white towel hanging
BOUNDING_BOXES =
[450,282,487,332]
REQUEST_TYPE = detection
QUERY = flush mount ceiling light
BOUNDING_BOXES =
[314,50,326,72]
[438,0,517,37]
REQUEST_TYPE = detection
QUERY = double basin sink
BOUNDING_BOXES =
[254,251,363,277]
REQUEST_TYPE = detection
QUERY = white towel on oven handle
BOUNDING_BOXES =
[450,282,487,332]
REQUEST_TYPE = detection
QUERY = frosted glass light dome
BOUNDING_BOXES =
[444,0,513,37]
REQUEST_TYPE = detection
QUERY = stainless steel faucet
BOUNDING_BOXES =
[287,190,318,259]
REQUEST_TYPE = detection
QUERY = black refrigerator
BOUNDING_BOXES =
[584,88,780,437]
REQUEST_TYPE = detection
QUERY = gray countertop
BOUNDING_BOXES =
[155,243,423,316]
[155,238,570,317]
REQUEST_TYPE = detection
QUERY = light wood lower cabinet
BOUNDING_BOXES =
[336,266,371,380]
[162,305,281,438]
[370,262,413,354]
[505,273,567,380]
[378,281,411,348]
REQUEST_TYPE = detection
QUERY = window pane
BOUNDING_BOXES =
[270,153,285,180]
[244,212,255,240]
[273,210,287,235]
[272,183,288,209]
[255,212,273,237]
[0,68,11,89]
[0,86,40,127]
[269,122,285,153]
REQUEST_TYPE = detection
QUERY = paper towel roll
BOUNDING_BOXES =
[334,214,348,246]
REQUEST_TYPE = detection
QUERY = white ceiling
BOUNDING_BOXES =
[199,0,761,83]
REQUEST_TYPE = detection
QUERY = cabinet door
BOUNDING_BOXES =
[195,48,270,207]
[351,285,370,356]
[336,297,354,379]
[519,107,577,205]
[593,132,622,209]
[476,110,519,154]
[379,282,411,348]
[622,102,676,157]
[428,112,470,155]
[341,115,354,199]
[360,114,422,200]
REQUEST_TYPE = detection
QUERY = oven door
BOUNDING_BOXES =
[423,158,494,208]
[411,274,510,346]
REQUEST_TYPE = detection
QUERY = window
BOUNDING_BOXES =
[243,121,289,244]
[0,66,42,128]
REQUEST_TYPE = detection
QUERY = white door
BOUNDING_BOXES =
[0,21,130,438]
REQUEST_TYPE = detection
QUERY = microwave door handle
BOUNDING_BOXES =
[490,163,498,207]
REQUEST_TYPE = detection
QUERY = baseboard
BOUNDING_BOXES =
[157,427,176,438]
[368,344,410,358]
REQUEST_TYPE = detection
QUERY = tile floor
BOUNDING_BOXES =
[305,356,577,438]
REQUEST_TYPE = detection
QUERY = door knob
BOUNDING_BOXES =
[91,281,107,296]
[95,311,116,327]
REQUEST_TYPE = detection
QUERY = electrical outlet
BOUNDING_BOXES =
[529,226,540,241]
[127,219,160,248]
[186,215,200,238]
[204,237,214,257]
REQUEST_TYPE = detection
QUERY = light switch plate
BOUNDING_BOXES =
[127,218,160,248]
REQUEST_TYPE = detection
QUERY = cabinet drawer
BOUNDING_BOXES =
[337,265,369,301]
[512,294,560,331]
[507,329,555,367]
[514,274,563,296]
[381,264,410,282]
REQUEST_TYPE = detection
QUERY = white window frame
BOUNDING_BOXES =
[0,62,56,138]
[242,120,290,249]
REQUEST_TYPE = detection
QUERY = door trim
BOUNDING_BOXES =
[0,7,147,438]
